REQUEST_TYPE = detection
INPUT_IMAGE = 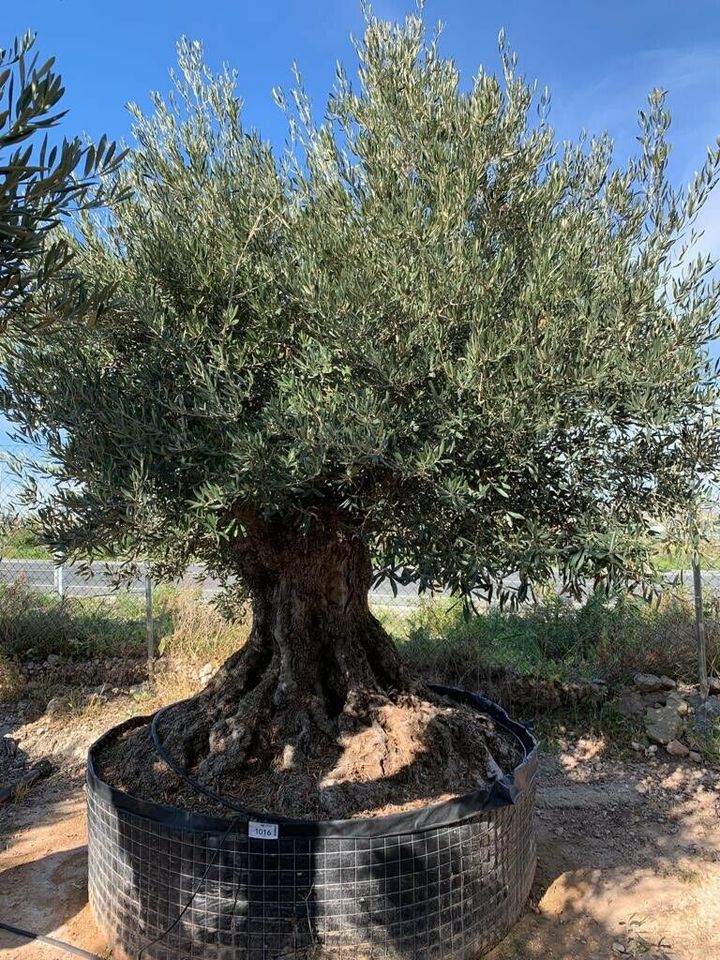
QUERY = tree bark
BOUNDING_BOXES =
[163,508,407,782]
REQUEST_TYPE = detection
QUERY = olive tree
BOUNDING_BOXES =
[0,32,122,341]
[4,15,720,777]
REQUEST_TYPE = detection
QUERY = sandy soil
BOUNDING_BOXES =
[1,701,718,960]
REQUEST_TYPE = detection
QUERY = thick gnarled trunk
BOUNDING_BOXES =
[164,509,406,782]
[102,509,522,821]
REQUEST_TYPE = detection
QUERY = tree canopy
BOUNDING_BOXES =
[0,32,123,342]
[4,14,720,602]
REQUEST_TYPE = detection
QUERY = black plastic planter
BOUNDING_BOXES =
[87,688,537,960]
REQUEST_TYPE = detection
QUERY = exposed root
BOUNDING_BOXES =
[98,671,522,821]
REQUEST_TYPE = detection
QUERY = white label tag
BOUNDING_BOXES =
[248,820,279,840]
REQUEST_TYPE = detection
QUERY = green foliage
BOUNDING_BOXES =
[0,579,151,659]
[0,32,124,342]
[395,590,720,684]
[3,13,720,601]
[0,517,51,558]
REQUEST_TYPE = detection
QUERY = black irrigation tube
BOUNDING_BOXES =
[0,921,103,960]
[147,684,537,837]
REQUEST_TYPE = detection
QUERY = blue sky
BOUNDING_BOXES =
[7,1,719,176]
[3,0,720,450]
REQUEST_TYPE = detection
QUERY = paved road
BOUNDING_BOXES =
[0,557,715,604]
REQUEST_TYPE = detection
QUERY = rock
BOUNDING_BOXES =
[659,675,677,690]
[630,741,642,752]
[45,697,63,717]
[0,735,17,757]
[645,703,682,745]
[634,673,664,693]
[665,739,690,757]
[617,688,645,720]
[665,690,689,716]
[198,662,214,687]
[689,751,703,763]
[708,676,720,695]
[695,696,720,735]
[645,744,658,756]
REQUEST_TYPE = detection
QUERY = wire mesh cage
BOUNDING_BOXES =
[87,691,538,960]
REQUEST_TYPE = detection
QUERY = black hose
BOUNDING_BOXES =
[0,921,103,960]
[151,700,296,823]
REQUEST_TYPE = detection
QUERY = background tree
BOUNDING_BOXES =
[3,15,720,792]
[0,32,122,342]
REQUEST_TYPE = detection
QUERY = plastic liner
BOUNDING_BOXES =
[87,686,538,960]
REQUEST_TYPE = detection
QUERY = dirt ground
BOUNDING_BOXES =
[1,698,719,960]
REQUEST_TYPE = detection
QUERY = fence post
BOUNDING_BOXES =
[692,557,709,703]
[56,562,65,599]
[145,568,155,676]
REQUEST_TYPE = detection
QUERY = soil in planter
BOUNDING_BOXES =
[97,686,523,820]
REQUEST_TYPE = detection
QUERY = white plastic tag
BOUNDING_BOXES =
[248,820,279,840]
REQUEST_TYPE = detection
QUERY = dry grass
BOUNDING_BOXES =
[154,587,249,663]
[148,587,250,703]
[0,651,24,701]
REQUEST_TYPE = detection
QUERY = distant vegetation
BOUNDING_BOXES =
[0,520,51,559]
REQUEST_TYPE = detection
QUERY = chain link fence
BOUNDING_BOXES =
[0,459,153,662]
[0,453,718,688]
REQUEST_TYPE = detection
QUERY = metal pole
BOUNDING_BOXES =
[693,557,709,703]
[145,569,154,676]
[57,562,65,600]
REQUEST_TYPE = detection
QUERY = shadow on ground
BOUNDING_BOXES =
[486,751,719,960]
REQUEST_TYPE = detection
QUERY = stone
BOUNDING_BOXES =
[708,676,720,695]
[45,653,61,667]
[689,751,703,763]
[198,662,214,687]
[617,688,645,720]
[645,703,682,745]
[630,741,642,752]
[659,675,677,690]
[633,673,664,693]
[45,697,62,717]
[665,739,690,758]
[665,690,689,716]
[0,735,17,757]
[695,696,720,735]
